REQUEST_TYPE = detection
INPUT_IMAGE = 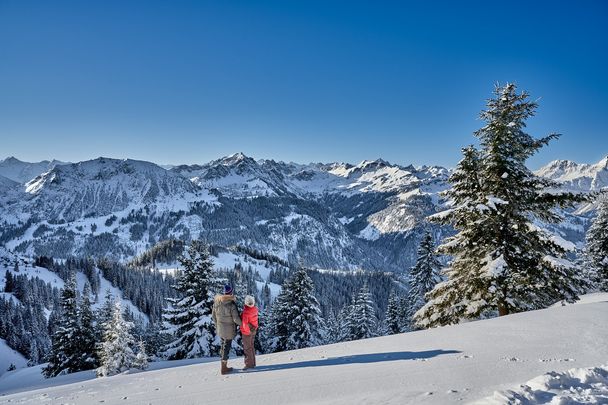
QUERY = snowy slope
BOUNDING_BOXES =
[1,294,606,404]
[535,155,608,192]
[0,340,27,378]
[20,157,202,221]
[0,157,67,184]
[0,175,18,190]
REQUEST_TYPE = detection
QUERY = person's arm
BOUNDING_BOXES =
[212,301,217,325]
[241,311,250,335]
[231,303,242,326]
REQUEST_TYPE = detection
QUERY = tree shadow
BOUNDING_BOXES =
[246,349,460,373]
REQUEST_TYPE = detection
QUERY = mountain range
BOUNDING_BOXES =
[0,153,606,272]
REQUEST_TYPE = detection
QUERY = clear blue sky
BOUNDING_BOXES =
[1,0,607,168]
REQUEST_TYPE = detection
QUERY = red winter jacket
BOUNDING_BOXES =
[241,305,259,335]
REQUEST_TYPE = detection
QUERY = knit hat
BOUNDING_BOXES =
[244,295,255,307]
[224,284,233,295]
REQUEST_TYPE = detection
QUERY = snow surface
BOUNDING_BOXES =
[1,294,606,404]
[75,270,149,323]
[0,340,27,378]
[478,363,608,404]
[0,261,65,290]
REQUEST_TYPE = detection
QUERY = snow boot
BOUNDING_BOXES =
[221,360,233,375]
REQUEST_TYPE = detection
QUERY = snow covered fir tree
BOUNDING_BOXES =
[406,231,441,328]
[97,301,137,377]
[161,240,223,359]
[585,193,608,291]
[43,274,91,377]
[414,83,588,329]
[265,267,325,352]
[384,290,403,335]
[350,283,378,340]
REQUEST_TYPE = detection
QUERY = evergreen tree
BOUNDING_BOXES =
[79,283,98,370]
[586,194,608,291]
[44,274,84,377]
[266,268,325,352]
[27,339,39,366]
[133,340,149,370]
[3,270,13,293]
[338,296,357,342]
[96,290,115,342]
[384,290,402,335]
[161,241,222,359]
[97,301,136,377]
[407,232,441,326]
[415,83,587,329]
[350,283,377,340]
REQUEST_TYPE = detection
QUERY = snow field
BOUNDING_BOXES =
[1,294,606,404]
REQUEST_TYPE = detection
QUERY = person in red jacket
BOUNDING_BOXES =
[241,295,259,370]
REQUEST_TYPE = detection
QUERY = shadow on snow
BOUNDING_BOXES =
[246,349,461,373]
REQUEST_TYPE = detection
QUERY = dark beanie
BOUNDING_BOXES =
[224,284,233,295]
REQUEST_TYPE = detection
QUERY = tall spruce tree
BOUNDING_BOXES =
[265,268,325,352]
[350,283,377,340]
[384,290,402,335]
[161,241,222,359]
[407,232,442,326]
[43,274,83,377]
[586,194,608,291]
[415,83,587,329]
[338,295,357,342]
[96,301,136,377]
[79,283,98,370]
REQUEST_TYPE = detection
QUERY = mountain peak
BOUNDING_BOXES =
[222,152,251,164]
[1,156,23,164]
[594,155,608,170]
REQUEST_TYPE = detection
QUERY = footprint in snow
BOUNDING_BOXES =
[501,356,524,362]
[539,358,575,362]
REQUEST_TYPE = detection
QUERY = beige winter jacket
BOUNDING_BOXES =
[212,295,242,340]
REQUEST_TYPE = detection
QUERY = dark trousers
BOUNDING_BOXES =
[220,338,232,361]
[242,330,256,367]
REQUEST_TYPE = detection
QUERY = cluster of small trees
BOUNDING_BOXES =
[43,276,149,378]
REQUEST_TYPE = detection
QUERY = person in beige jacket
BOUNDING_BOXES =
[212,284,242,374]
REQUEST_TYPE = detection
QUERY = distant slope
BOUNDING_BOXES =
[535,155,608,192]
[0,157,67,184]
[1,294,606,404]
[0,339,27,378]
[0,153,605,271]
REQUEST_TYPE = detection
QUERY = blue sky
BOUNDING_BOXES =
[1,0,607,168]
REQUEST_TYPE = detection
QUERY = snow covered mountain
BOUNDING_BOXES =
[20,157,202,221]
[1,293,606,404]
[0,157,67,184]
[0,153,603,271]
[0,154,450,271]
[535,155,608,192]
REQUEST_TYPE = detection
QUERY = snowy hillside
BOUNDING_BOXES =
[0,339,27,378]
[1,294,606,404]
[0,153,450,271]
[535,155,608,192]
[0,153,604,271]
[0,157,67,184]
